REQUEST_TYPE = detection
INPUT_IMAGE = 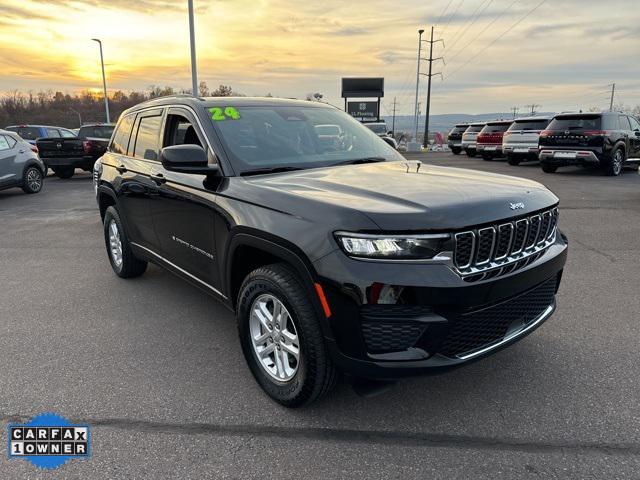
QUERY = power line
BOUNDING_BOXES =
[445,0,493,52]
[435,0,455,25]
[444,0,548,82]
[439,0,466,37]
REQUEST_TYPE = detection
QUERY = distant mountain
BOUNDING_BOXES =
[382,113,555,140]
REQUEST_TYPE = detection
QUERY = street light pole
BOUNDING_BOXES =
[413,29,424,141]
[188,0,199,96]
[91,38,110,123]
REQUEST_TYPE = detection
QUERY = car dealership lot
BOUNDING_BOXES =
[1,156,640,478]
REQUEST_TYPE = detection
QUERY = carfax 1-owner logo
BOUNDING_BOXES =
[7,412,91,470]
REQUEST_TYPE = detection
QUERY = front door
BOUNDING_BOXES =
[150,107,223,292]
[0,135,19,187]
[627,116,640,159]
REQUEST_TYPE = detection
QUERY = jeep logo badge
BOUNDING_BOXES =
[56,142,62,148]
[510,202,525,210]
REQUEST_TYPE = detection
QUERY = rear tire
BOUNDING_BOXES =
[604,147,624,176]
[103,206,147,278]
[237,263,338,407]
[507,155,521,166]
[466,150,477,158]
[451,147,461,155]
[542,163,557,173]
[54,167,75,179]
[482,153,493,161]
[21,166,43,194]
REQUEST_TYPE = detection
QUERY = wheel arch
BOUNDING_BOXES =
[97,185,118,221]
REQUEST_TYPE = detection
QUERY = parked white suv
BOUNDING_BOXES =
[461,122,485,157]
[503,116,552,166]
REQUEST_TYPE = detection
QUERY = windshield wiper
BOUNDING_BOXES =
[240,166,304,177]
[334,157,387,166]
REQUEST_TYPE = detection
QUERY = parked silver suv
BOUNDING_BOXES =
[503,116,552,165]
[461,122,485,157]
[0,129,46,194]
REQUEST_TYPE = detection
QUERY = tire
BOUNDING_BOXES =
[237,263,338,407]
[466,150,477,158]
[542,163,557,173]
[482,153,493,161]
[21,166,43,194]
[54,167,75,179]
[103,206,147,278]
[507,155,521,166]
[451,147,461,155]
[604,147,625,176]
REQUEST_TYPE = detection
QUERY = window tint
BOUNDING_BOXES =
[618,116,632,130]
[60,129,76,138]
[508,119,550,131]
[547,116,601,130]
[481,123,511,134]
[78,125,115,139]
[465,125,484,133]
[5,135,17,148]
[629,116,640,131]
[0,136,11,151]
[7,127,41,140]
[46,128,61,138]
[111,115,135,154]
[164,114,203,148]
[133,115,162,160]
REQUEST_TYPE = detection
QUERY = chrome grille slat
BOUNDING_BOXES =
[453,208,559,283]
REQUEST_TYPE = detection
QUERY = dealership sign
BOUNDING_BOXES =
[347,101,379,120]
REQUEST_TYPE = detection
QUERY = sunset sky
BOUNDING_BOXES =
[1,0,638,115]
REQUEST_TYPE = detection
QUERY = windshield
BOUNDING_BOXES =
[547,116,601,130]
[6,126,41,140]
[508,119,550,131]
[79,126,115,138]
[209,105,403,173]
[363,123,386,134]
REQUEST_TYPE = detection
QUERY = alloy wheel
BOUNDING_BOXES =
[249,293,300,382]
[613,150,623,175]
[26,168,42,191]
[108,219,123,268]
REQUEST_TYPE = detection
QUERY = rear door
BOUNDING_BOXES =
[149,106,222,291]
[113,109,164,251]
[627,116,640,159]
[0,135,19,186]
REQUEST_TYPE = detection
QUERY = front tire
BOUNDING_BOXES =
[21,166,43,194]
[542,163,558,173]
[103,206,147,278]
[237,263,337,407]
[54,167,75,179]
[605,147,624,176]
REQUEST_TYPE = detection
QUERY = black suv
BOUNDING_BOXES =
[539,112,640,175]
[446,123,468,155]
[95,96,568,406]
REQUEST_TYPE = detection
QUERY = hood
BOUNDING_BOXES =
[241,161,558,231]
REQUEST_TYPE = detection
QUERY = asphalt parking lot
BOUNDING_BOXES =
[1,154,640,479]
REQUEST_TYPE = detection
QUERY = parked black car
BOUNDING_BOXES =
[37,123,115,178]
[446,123,468,155]
[94,96,567,406]
[538,112,640,175]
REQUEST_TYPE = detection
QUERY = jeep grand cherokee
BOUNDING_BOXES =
[94,96,568,407]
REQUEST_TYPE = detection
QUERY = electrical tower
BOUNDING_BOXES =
[421,26,445,148]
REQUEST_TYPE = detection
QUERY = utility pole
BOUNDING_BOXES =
[609,83,616,110]
[422,26,444,149]
[392,97,397,136]
[188,0,198,96]
[511,106,519,119]
[413,29,425,141]
[525,104,540,116]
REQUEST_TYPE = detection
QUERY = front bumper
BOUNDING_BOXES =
[41,156,96,170]
[314,233,568,380]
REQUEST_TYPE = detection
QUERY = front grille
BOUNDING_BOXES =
[453,208,558,282]
[439,277,557,358]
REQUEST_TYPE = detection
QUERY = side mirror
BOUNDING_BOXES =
[635,130,640,136]
[160,144,219,175]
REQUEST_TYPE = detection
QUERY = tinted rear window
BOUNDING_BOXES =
[547,116,601,131]
[481,123,511,133]
[6,126,41,140]
[466,125,484,133]
[451,125,468,133]
[78,126,115,138]
[508,119,550,131]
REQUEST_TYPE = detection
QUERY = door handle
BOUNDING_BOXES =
[18,149,26,154]
[151,172,166,184]
[116,164,127,173]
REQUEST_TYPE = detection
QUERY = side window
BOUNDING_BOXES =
[60,129,76,138]
[629,116,640,131]
[0,136,10,151]
[619,115,632,131]
[133,115,162,160]
[163,113,204,149]
[46,128,61,138]
[110,115,135,155]
[5,135,17,149]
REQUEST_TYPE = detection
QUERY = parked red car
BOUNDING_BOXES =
[476,120,513,161]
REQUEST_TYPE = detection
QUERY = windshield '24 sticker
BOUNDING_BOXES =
[209,107,241,121]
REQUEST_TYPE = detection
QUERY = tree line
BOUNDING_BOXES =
[0,82,239,128]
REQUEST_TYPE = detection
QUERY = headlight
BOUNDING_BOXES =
[335,232,451,260]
